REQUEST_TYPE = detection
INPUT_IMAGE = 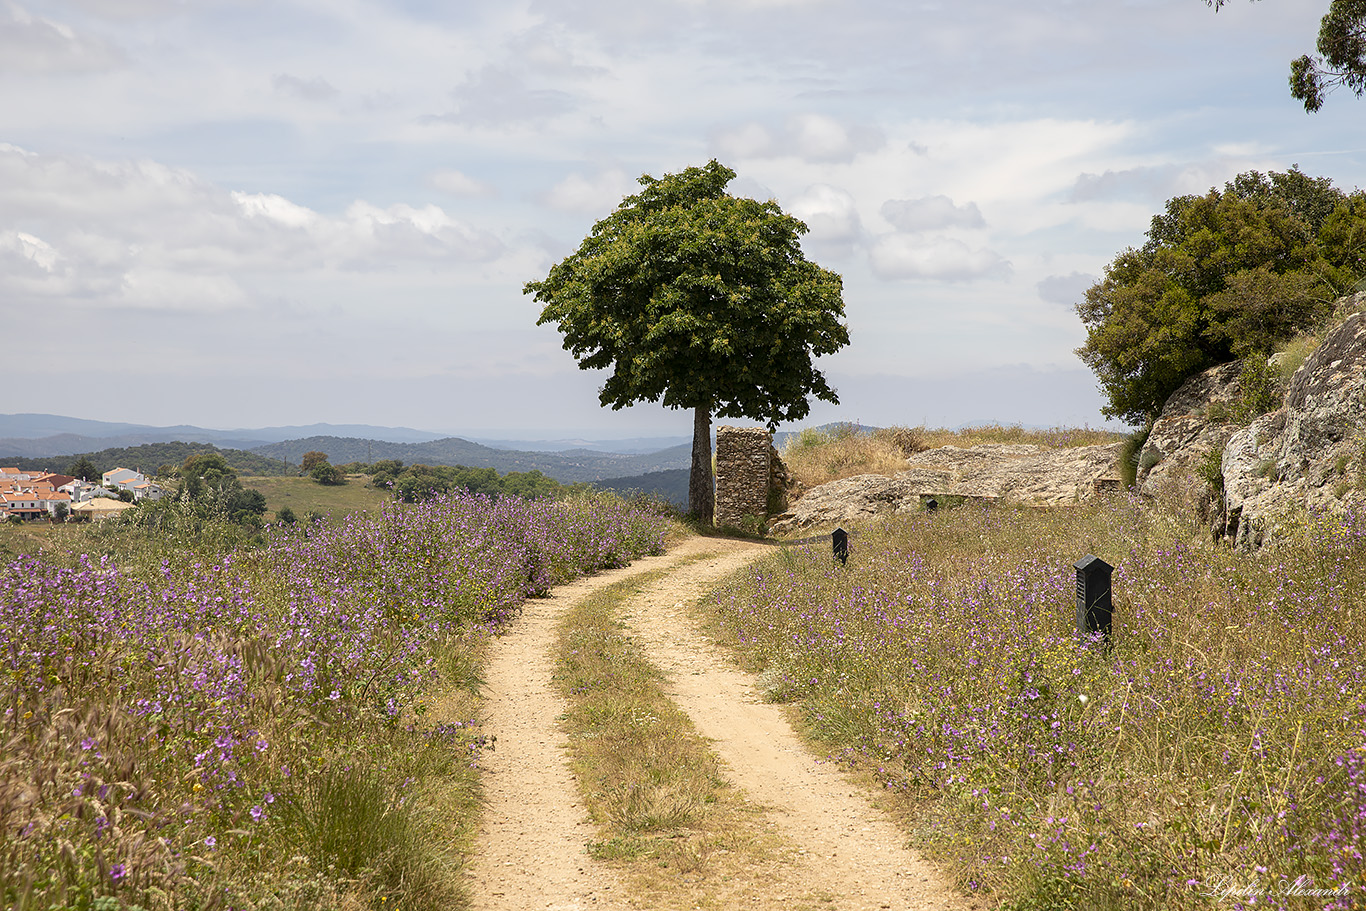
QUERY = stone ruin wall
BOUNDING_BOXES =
[714,425,771,528]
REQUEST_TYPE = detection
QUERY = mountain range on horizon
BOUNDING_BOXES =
[0,413,692,460]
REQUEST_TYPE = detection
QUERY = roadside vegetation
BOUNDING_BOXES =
[700,494,1366,910]
[0,490,669,911]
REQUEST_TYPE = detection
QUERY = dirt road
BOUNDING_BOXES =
[466,535,973,911]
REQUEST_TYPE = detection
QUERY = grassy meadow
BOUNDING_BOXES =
[701,495,1366,910]
[6,421,1365,910]
[239,474,389,522]
[0,490,670,911]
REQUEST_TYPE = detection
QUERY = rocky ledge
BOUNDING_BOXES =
[1218,307,1366,550]
[770,442,1123,535]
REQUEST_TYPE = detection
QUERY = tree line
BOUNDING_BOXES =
[1076,167,1366,426]
[4,442,292,481]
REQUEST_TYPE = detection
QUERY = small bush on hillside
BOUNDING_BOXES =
[875,425,929,456]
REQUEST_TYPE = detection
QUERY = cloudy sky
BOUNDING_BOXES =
[4,0,1364,438]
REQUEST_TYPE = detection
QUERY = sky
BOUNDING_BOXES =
[4,0,1366,439]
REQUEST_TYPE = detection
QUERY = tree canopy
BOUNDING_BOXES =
[1075,168,1366,424]
[525,159,849,522]
[1208,0,1366,112]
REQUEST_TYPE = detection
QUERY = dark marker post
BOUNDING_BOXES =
[832,527,848,565]
[1075,554,1113,645]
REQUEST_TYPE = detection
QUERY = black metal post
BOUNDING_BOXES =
[832,527,848,565]
[1074,554,1113,644]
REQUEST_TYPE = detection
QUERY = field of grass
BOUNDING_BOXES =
[700,495,1366,909]
[0,490,669,911]
[240,473,389,521]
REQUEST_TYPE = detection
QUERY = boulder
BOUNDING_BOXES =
[1136,361,1242,499]
[770,442,1123,534]
[1218,301,1366,550]
[768,474,924,534]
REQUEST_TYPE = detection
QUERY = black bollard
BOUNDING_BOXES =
[1074,554,1113,644]
[832,527,848,565]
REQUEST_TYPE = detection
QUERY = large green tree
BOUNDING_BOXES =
[1076,168,1364,424]
[526,160,849,523]
[1208,0,1366,111]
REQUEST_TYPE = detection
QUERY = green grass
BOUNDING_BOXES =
[699,497,1366,909]
[240,473,389,521]
[552,563,780,909]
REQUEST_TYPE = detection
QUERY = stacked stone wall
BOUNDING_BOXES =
[715,426,771,528]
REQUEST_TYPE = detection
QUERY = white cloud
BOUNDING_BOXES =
[0,230,58,272]
[442,65,578,127]
[119,269,249,312]
[542,168,638,214]
[339,201,505,268]
[1036,271,1097,307]
[0,2,124,73]
[786,183,862,257]
[272,73,340,102]
[713,114,884,163]
[58,0,187,20]
[869,235,1011,282]
[0,144,507,312]
[880,195,986,232]
[428,169,496,198]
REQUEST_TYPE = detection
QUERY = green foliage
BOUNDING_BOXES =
[68,456,98,482]
[3,442,291,479]
[276,505,297,525]
[1289,0,1366,111]
[526,159,850,518]
[310,462,345,486]
[1234,351,1283,420]
[1076,168,1365,423]
[1197,446,1226,498]
[122,452,270,529]
[373,463,574,503]
[300,450,329,473]
[1209,0,1366,113]
[1118,423,1152,490]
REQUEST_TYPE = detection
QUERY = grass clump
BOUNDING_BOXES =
[701,498,1366,909]
[553,568,775,907]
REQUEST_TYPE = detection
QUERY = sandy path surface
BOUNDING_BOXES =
[468,535,973,911]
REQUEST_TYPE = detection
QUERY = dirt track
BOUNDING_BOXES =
[466,536,973,911]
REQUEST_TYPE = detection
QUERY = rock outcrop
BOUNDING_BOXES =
[1136,361,1243,499]
[770,442,1123,534]
[1219,305,1366,550]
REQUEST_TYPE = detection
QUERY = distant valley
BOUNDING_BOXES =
[0,414,694,501]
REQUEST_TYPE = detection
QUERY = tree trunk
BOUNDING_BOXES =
[689,404,714,525]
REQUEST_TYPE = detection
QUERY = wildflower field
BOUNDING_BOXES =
[706,498,1366,910]
[0,491,667,911]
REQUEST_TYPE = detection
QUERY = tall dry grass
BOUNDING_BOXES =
[701,496,1366,909]
[781,423,1124,490]
[0,491,669,910]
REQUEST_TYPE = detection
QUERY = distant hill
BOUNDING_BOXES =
[592,469,689,507]
[3,442,292,478]
[0,414,448,458]
[250,436,693,484]
[465,435,692,454]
